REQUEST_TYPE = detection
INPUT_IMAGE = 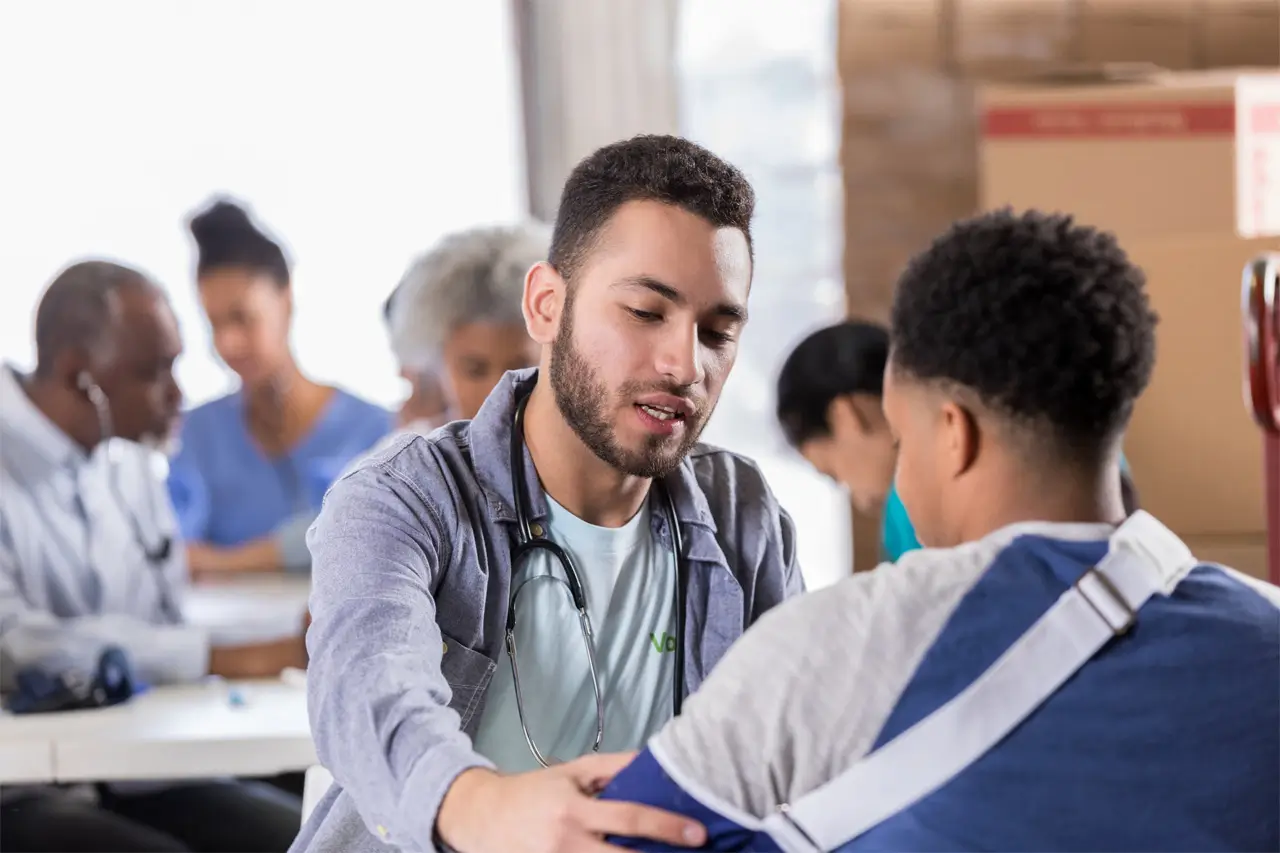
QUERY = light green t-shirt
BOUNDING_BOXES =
[471,493,677,772]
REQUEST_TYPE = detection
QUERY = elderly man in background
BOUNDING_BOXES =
[0,260,303,852]
[384,222,549,431]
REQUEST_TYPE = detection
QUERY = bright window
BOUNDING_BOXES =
[678,0,851,589]
[0,1,525,408]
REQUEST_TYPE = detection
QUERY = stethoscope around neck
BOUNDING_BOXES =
[505,389,687,768]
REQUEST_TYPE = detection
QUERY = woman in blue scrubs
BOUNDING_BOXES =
[168,199,391,575]
[777,320,1138,562]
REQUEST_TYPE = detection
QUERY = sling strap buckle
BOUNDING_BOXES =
[1074,564,1137,637]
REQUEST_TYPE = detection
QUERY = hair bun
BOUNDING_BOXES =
[188,198,262,249]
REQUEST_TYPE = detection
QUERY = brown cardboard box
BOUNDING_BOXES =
[1121,234,1275,536]
[979,68,1280,243]
[1183,533,1270,580]
[838,0,947,74]
[1201,0,1280,69]
[843,238,925,321]
[953,0,1077,76]
[842,69,979,317]
[1079,0,1200,70]
[977,70,1280,541]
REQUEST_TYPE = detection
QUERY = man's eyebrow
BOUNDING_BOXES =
[614,275,747,323]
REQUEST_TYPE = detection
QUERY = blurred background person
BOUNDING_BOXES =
[0,260,303,853]
[776,320,1141,562]
[384,223,547,427]
[775,321,910,558]
[381,291,449,431]
[166,199,390,577]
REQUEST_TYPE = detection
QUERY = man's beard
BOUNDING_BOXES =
[548,300,707,479]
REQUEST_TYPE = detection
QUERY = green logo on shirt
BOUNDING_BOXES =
[649,631,677,653]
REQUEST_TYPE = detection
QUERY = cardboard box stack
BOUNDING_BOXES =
[838,0,1280,323]
[979,68,1280,579]
[839,0,1280,574]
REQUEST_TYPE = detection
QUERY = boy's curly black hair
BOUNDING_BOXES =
[890,208,1158,456]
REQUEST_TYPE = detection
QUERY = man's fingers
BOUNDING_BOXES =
[574,838,634,853]
[561,752,639,792]
[579,799,707,849]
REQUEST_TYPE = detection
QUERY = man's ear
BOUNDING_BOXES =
[939,398,980,479]
[51,347,93,394]
[523,261,564,346]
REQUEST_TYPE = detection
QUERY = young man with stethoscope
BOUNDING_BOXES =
[296,135,805,853]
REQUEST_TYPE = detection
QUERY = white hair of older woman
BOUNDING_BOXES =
[387,222,551,375]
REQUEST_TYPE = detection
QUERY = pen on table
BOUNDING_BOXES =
[203,675,247,707]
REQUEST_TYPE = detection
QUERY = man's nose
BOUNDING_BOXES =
[656,321,705,387]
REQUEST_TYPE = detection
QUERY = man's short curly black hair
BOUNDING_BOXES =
[549,134,755,282]
[890,208,1157,456]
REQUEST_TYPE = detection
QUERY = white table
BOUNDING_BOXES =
[183,575,311,646]
[0,678,315,783]
[0,727,55,784]
[0,576,315,784]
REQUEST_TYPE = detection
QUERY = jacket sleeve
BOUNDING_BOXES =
[0,517,209,691]
[750,503,806,624]
[304,458,493,852]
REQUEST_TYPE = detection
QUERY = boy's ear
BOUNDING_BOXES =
[939,399,980,479]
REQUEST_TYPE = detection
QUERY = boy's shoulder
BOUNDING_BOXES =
[651,537,1004,819]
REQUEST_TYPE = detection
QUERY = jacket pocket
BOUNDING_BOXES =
[439,635,497,730]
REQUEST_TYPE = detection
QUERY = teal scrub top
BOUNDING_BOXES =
[881,453,1131,562]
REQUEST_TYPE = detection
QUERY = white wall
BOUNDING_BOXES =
[0,1,525,409]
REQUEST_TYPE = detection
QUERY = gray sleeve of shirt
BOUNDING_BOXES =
[305,457,492,852]
[0,517,209,691]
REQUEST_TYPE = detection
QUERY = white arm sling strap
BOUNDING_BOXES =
[761,511,1200,853]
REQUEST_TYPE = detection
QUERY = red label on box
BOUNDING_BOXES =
[983,102,1235,138]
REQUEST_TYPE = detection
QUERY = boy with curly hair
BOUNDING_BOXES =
[599,209,1280,852]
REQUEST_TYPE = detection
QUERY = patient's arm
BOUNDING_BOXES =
[599,551,945,852]
[600,749,758,851]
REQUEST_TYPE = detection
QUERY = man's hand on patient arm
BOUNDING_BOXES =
[436,753,707,853]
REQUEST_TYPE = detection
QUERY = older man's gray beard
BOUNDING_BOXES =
[548,305,708,479]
